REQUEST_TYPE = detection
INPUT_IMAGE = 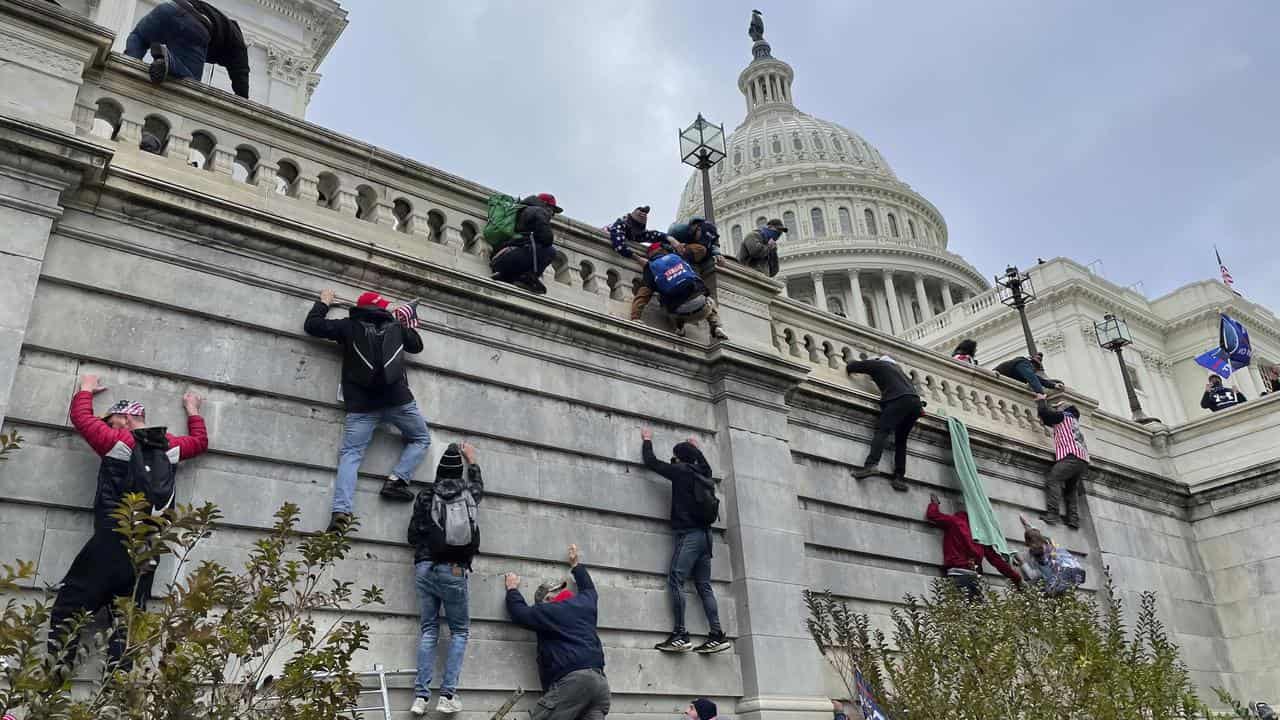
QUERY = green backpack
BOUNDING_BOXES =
[482,193,525,249]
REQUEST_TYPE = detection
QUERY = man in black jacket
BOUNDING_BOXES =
[406,443,482,716]
[505,544,610,720]
[125,0,251,99]
[847,355,924,491]
[1201,375,1246,412]
[640,430,729,655]
[305,289,430,531]
[490,193,562,295]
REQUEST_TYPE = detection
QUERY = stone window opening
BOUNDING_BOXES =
[863,296,877,328]
[393,199,414,232]
[355,185,378,222]
[188,131,217,170]
[908,219,918,239]
[864,208,878,235]
[731,224,743,250]
[792,134,803,151]
[888,212,900,238]
[140,115,170,155]
[827,296,845,317]
[838,207,853,235]
[231,146,259,184]
[427,210,446,243]
[771,136,782,154]
[274,160,299,196]
[606,269,624,301]
[783,210,796,235]
[552,250,572,285]
[812,133,824,150]
[91,99,123,140]
[752,141,762,160]
[316,172,340,210]
[460,219,480,250]
[755,216,768,229]
[810,207,826,237]
[579,260,597,291]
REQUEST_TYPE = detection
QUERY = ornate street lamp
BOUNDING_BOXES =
[679,113,727,223]
[995,265,1038,357]
[1094,313,1158,423]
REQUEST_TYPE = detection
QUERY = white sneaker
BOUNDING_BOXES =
[437,695,463,714]
[410,697,429,716]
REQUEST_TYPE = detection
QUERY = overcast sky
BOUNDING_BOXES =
[309,1,1279,310]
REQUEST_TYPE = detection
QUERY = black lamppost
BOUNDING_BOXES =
[679,113,727,223]
[995,265,1038,357]
[1094,313,1158,423]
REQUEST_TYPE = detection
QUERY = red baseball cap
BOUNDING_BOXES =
[355,291,390,309]
[537,193,563,214]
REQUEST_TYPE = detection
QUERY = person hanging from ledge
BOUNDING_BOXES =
[1201,374,1246,412]
[305,289,429,532]
[641,242,729,340]
[605,205,668,320]
[124,0,250,99]
[489,193,563,295]
[950,338,979,366]
[668,216,725,272]
[1036,397,1089,528]
[994,351,1063,395]
[640,429,731,655]
[1015,516,1085,596]
[48,375,208,671]
[736,218,787,278]
[926,493,1023,600]
[505,544,611,720]
[847,354,924,491]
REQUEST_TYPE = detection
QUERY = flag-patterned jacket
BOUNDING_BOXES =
[69,390,209,531]
[1036,399,1088,463]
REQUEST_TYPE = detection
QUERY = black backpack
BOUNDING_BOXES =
[350,320,406,388]
[127,427,177,514]
[692,472,720,526]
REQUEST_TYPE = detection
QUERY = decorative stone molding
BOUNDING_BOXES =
[1039,332,1066,354]
[304,73,322,104]
[0,34,84,80]
[266,45,311,84]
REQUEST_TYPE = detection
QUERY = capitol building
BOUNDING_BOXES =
[0,1,1278,716]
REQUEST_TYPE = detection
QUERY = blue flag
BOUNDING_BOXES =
[856,670,892,720]
[1219,314,1252,370]
[1196,348,1233,379]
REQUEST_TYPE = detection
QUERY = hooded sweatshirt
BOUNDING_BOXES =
[845,359,918,405]
[304,302,424,412]
[641,440,714,531]
[185,0,251,98]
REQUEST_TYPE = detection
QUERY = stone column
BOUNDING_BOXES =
[941,280,954,310]
[811,272,827,311]
[848,270,867,325]
[882,271,903,332]
[913,274,934,321]
[709,351,832,720]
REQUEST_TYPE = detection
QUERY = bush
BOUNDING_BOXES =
[805,575,1219,719]
[0,493,383,720]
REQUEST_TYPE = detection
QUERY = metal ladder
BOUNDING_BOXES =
[346,663,393,720]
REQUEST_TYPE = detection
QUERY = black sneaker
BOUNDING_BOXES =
[326,512,352,533]
[655,633,693,653]
[850,465,878,480]
[380,477,414,502]
[148,42,169,84]
[693,633,732,654]
[890,476,909,492]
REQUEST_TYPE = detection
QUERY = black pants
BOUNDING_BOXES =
[1045,455,1088,521]
[48,531,154,667]
[490,243,555,282]
[863,396,924,477]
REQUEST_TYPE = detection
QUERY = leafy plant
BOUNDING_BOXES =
[0,493,383,720]
[805,572,1237,720]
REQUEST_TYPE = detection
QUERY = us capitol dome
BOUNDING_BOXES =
[677,23,989,334]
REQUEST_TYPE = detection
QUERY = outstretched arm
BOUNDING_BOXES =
[69,376,127,456]
[984,545,1024,588]
[925,496,963,533]
[304,290,346,341]
[641,432,678,481]
[170,392,209,460]
[1036,399,1064,426]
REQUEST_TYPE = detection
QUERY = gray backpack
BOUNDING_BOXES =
[428,479,479,555]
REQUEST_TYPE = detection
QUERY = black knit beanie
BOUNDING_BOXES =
[692,698,717,720]
[436,443,464,481]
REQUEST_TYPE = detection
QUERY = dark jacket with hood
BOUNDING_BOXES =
[408,461,484,568]
[845,359,919,405]
[495,195,556,254]
[641,440,714,531]
[506,564,605,690]
[184,0,251,98]
[304,302,424,413]
[642,249,708,310]
[995,356,1063,389]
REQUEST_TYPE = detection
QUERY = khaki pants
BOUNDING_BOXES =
[630,285,654,320]
[672,296,721,332]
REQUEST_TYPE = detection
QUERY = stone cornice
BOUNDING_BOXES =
[778,243,988,291]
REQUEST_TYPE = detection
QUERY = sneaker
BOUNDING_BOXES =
[693,633,732,654]
[655,633,693,652]
[890,476,909,492]
[710,326,728,340]
[148,42,169,84]
[326,511,352,533]
[436,695,463,714]
[379,476,414,502]
[409,697,429,716]
[850,464,878,480]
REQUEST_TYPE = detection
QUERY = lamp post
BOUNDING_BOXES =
[1094,313,1158,423]
[679,113,727,223]
[995,265,1038,357]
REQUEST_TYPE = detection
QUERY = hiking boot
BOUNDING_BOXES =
[850,464,878,480]
[326,512,352,533]
[436,695,462,714]
[379,476,414,502]
[710,326,728,340]
[514,274,547,295]
[890,475,910,492]
[148,42,170,84]
[655,633,693,652]
[693,632,732,655]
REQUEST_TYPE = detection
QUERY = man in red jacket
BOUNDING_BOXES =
[48,374,209,668]
[926,494,1022,600]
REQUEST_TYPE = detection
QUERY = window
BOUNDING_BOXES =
[838,207,853,235]
[888,212,900,238]
[783,210,796,234]
[752,141,762,159]
[812,133,824,150]
[908,219,917,239]
[831,135,843,152]
[733,149,743,165]
[731,224,743,245]
[91,99,123,140]
[827,296,845,317]
[274,160,299,196]
[792,134,803,151]
[756,216,768,229]
[771,136,782,154]
[810,208,826,237]
[232,146,259,184]
[393,199,414,232]
[863,296,877,328]
[864,208,878,235]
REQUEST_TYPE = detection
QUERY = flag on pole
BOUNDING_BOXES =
[1219,313,1252,369]
[856,670,892,720]
[1195,348,1233,379]
[1216,246,1242,296]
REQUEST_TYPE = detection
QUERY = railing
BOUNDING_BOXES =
[901,286,1003,343]
[776,233,981,274]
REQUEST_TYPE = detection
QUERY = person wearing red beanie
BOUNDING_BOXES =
[305,288,431,531]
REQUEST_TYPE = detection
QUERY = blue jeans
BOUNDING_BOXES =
[414,562,471,699]
[1011,359,1046,394]
[124,2,210,80]
[668,528,721,635]
[332,401,431,514]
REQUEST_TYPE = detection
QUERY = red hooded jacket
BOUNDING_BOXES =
[926,500,1022,587]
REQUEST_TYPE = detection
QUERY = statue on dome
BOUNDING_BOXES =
[748,9,765,42]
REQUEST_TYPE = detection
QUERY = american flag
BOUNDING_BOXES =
[1216,246,1242,296]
